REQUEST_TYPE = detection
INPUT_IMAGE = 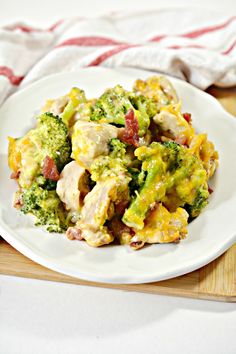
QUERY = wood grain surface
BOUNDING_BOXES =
[0,239,235,301]
[1,86,236,302]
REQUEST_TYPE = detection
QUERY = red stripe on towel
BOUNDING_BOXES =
[6,20,63,33]
[168,41,236,55]
[0,66,24,85]
[151,16,236,41]
[222,39,236,55]
[57,36,124,47]
[47,20,64,31]
[181,16,236,38]
[11,24,41,33]
[87,44,137,66]
[168,44,205,50]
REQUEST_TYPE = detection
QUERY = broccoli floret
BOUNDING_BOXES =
[162,141,183,171]
[108,138,127,159]
[127,167,146,193]
[21,183,69,233]
[33,112,71,171]
[130,93,158,119]
[90,85,155,136]
[186,188,209,218]
[91,139,131,182]
[35,175,57,190]
[60,87,91,127]
[122,142,209,230]
[8,113,71,189]
[122,143,166,229]
[90,85,128,125]
[90,155,128,182]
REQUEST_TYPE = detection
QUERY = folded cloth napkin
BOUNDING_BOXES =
[1,8,236,105]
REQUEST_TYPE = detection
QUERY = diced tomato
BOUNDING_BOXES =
[120,109,139,147]
[42,156,60,181]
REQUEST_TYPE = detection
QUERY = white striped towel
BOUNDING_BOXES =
[0,8,236,106]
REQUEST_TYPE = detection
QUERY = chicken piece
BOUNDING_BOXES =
[69,224,114,247]
[189,134,219,178]
[133,76,178,108]
[71,121,119,169]
[56,161,89,212]
[68,175,130,247]
[153,102,195,145]
[81,175,130,227]
[128,204,188,249]
[41,88,93,130]
[41,96,69,116]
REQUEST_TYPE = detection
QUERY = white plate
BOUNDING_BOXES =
[0,67,236,284]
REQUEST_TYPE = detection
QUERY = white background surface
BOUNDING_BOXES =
[0,0,236,353]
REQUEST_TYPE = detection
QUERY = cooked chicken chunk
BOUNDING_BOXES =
[66,223,113,246]
[129,204,188,249]
[67,175,130,247]
[133,76,178,107]
[71,121,119,168]
[56,161,89,212]
[153,103,194,145]
[41,96,69,116]
[81,179,117,228]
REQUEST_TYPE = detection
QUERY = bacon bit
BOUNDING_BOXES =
[130,241,144,249]
[183,112,192,123]
[115,200,129,215]
[42,156,60,181]
[208,186,214,194]
[130,228,136,236]
[13,197,23,209]
[10,170,20,179]
[120,109,139,147]
[66,227,83,241]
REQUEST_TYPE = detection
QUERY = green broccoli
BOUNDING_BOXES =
[90,138,133,182]
[162,141,183,171]
[60,87,91,127]
[90,155,128,182]
[33,112,71,171]
[8,112,71,189]
[186,188,209,218]
[127,167,146,194]
[90,85,156,136]
[21,183,69,233]
[122,143,166,229]
[35,175,57,190]
[129,93,158,123]
[90,85,128,125]
[108,138,127,159]
[122,142,209,230]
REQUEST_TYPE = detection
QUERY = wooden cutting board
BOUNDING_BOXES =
[1,87,236,302]
[0,238,236,302]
